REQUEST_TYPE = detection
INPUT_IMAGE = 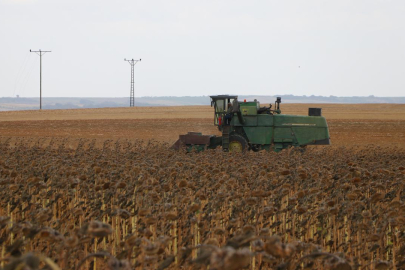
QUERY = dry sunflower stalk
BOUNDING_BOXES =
[0,137,404,269]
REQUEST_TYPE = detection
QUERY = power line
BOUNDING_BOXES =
[20,56,38,97]
[13,51,30,97]
[124,58,141,107]
[30,49,52,110]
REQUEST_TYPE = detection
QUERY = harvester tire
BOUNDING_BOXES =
[228,134,248,153]
[250,144,260,152]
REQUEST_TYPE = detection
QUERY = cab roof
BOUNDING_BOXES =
[209,95,238,99]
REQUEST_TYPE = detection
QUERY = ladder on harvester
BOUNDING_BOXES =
[222,125,230,152]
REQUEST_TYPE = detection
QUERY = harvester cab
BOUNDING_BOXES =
[171,95,331,152]
[210,95,238,128]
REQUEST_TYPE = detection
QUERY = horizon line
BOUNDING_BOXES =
[2,95,405,98]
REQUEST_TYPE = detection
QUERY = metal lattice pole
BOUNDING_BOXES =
[124,58,141,107]
[30,49,52,110]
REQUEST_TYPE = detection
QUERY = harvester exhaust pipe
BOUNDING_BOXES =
[275,97,281,111]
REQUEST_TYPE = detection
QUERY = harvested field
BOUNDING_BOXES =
[0,104,404,269]
[1,119,405,149]
[2,104,405,121]
[1,104,405,148]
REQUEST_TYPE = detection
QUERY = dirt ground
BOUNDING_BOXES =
[1,104,404,148]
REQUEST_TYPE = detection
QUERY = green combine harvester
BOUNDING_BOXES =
[172,95,330,152]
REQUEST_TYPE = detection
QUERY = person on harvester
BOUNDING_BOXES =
[224,102,233,125]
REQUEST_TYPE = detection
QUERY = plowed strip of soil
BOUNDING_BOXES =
[1,118,404,148]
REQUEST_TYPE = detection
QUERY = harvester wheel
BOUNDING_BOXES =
[228,134,248,153]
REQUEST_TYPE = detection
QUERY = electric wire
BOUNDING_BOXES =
[20,56,38,97]
[13,51,30,97]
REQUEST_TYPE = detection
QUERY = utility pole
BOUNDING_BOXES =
[30,49,51,110]
[124,58,141,107]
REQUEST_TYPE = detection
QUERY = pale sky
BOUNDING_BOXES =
[0,0,404,98]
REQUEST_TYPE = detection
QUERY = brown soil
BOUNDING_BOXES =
[1,104,404,148]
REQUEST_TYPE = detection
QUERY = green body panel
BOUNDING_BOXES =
[239,102,258,115]
[230,113,329,150]
[273,114,329,146]
[243,127,273,144]
[232,115,257,126]
[273,127,296,143]
[291,127,329,145]
[273,115,328,127]
[257,115,273,126]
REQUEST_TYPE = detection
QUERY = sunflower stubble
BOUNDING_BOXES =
[0,138,404,269]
